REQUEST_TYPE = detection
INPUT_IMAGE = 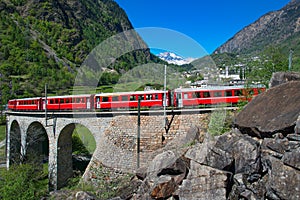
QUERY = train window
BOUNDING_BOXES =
[234,90,242,96]
[155,94,159,100]
[60,99,64,103]
[146,94,152,100]
[225,91,232,97]
[138,95,143,100]
[102,97,109,102]
[192,92,200,98]
[50,99,54,104]
[55,99,59,104]
[203,92,210,98]
[177,93,182,99]
[65,99,70,103]
[96,97,100,102]
[112,96,119,101]
[122,96,128,101]
[130,95,136,101]
[214,91,222,97]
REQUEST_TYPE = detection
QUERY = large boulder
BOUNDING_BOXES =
[185,131,260,175]
[134,150,189,199]
[269,71,300,88]
[234,81,300,138]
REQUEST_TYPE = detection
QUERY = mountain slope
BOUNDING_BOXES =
[0,0,156,104]
[214,0,300,54]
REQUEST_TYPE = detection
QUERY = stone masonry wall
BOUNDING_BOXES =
[93,113,210,172]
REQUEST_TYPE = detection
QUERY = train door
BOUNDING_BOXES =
[86,97,91,109]
[176,92,183,108]
[163,92,169,107]
[96,96,100,109]
[42,99,46,110]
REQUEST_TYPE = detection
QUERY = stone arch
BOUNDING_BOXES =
[57,123,95,189]
[9,120,21,164]
[25,122,49,164]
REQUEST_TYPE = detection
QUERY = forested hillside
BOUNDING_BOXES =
[0,0,160,105]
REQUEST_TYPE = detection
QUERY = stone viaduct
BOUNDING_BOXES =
[5,110,210,190]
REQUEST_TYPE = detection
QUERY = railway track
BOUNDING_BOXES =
[5,107,238,118]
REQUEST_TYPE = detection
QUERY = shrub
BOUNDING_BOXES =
[0,164,48,200]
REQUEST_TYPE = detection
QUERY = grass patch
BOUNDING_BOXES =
[0,125,6,141]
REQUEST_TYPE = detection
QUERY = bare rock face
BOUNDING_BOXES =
[112,128,300,200]
[234,81,300,138]
[269,72,300,88]
[177,161,229,200]
[265,156,300,200]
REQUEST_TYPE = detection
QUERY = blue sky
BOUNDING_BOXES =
[114,0,290,58]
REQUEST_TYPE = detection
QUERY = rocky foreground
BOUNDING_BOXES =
[107,73,300,200]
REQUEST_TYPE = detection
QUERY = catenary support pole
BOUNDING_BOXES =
[137,97,141,169]
[45,84,47,127]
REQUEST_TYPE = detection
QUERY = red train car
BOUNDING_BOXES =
[8,97,42,111]
[45,94,94,110]
[173,85,265,108]
[94,90,170,110]
[7,86,265,111]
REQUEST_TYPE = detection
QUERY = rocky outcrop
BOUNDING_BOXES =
[111,128,300,200]
[234,81,300,138]
[110,77,300,200]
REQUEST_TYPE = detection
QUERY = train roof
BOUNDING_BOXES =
[9,94,93,101]
[174,85,265,92]
[45,94,93,99]
[95,90,167,96]
[9,97,42,101]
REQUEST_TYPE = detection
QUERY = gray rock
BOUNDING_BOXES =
[234,81,300,138]
[147,150,177,177]
[178,160,229,200]
[185,137,234,171]
[150,175,177,199]
[215,132,261,175]
[287,133,300,141]
[295,114,300,134]
[282,147,300,170]
[269,71,300,88]
[75,191,98,200]
[136,150,189,199]
[266,156,300,200]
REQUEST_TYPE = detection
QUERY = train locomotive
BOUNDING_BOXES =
[7,85,265,111]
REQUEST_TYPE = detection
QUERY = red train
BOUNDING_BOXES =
[7,85,265,111]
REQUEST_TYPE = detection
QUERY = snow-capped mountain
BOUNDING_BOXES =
[157,52,196,65]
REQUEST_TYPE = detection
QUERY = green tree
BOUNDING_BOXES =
[247,46,288,87]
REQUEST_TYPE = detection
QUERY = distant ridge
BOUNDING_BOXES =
[214,0,300,54]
